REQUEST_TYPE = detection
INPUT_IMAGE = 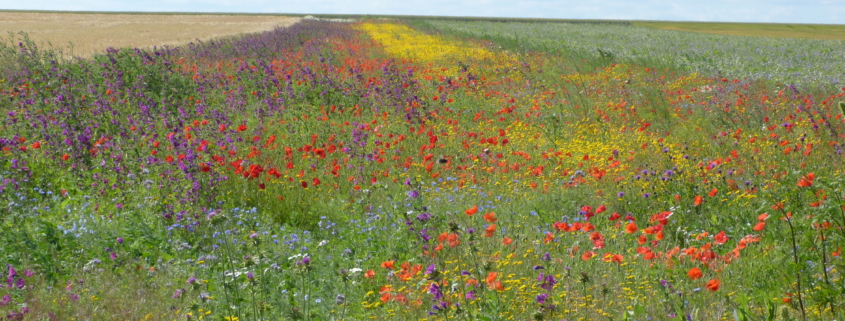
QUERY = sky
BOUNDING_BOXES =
[1,0,843,24]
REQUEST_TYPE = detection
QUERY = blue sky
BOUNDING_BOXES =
[1,0,842,24]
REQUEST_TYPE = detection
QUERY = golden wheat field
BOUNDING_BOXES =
[0,11,300,57]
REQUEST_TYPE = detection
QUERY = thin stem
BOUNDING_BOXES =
[785,216,807,321]
[820,227,836,315]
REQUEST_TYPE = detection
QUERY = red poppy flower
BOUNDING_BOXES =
[381,261,395,270]
[625,222,638,234]
[713,231,728,245]
[484,224,496,237]
[485,272,498,284]
[502,237,513,245]
[705,279,721,291]
[687,267,703,280]
[797,173,815,187]
[465,205,478,216]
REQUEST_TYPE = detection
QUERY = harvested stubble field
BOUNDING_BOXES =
[0,11,300,57]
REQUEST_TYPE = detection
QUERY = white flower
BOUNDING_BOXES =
[223,270,244,278]
[318,240,328,247]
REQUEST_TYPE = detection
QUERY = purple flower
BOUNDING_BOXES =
[0,295,10,306]
[465,290,476,300]
[428,282,443,300]
[416,212,431,222]
[539,274,556,291]
[187,277,197,284]
[536,293,549,304]
[247,271,255,279]
[116,237,124,244]
[425,264,436,275]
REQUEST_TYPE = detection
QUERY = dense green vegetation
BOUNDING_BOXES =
[0,18,844,320]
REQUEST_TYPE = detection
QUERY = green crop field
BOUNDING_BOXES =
[633,21,845,41]
[0,14,844,321]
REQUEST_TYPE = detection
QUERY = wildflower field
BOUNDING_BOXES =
[1,18,844,320]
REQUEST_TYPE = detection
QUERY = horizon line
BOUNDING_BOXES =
[1,9,843,26]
